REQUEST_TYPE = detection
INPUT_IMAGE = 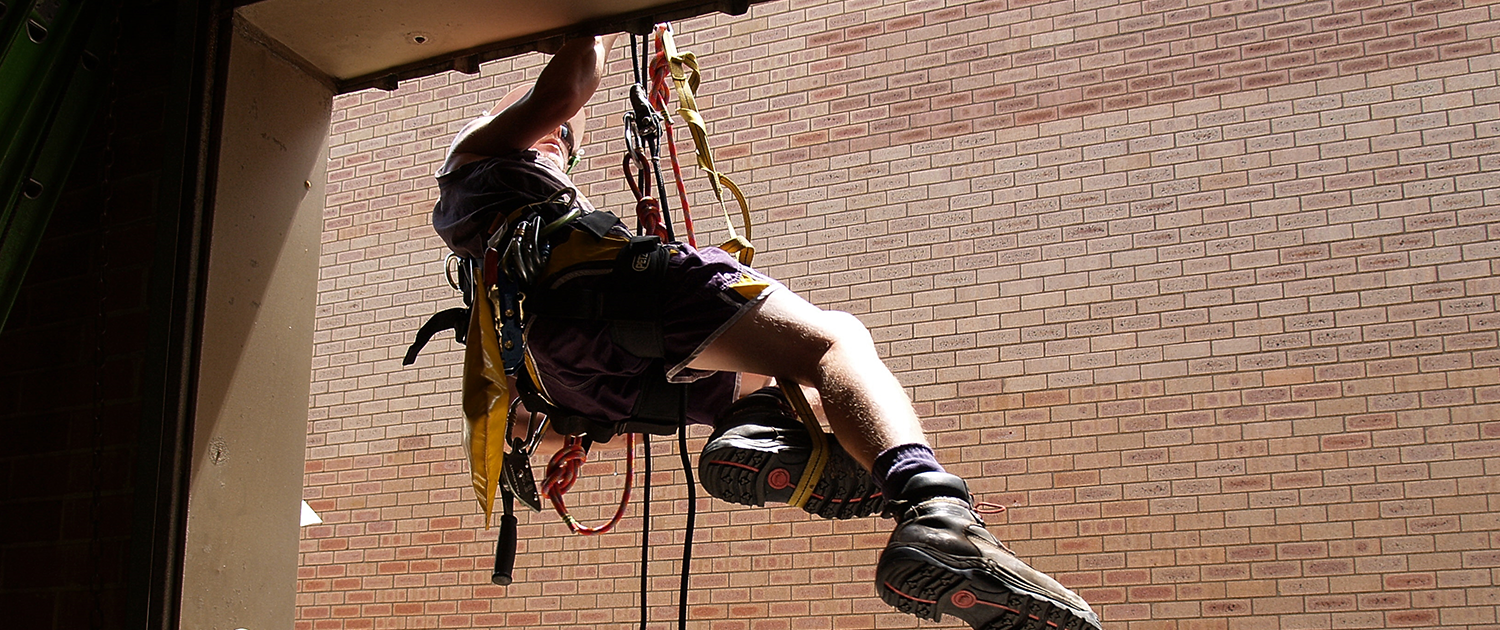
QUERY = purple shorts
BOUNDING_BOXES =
[522,243,781,426]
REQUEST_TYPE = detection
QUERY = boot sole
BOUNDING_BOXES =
[877,545,1101,630]
[700,433,883,519]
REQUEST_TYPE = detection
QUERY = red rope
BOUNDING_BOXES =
[649,33,697,248]
[636,197,671,243]
[542,434,635,535]
[623,151,670,242]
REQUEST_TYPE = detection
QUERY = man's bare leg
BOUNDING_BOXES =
[687,288,927,469]
[691,288,1102,630]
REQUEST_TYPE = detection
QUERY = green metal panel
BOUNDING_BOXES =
[0,0,85,245]
[0,1,112,331]
[0,1,83,139]
[0,1,44,64]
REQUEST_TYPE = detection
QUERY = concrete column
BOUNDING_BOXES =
[180,18,331,630]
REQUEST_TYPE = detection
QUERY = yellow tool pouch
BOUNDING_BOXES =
[460,271,510,527]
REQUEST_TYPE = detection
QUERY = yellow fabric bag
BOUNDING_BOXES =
[460,273,510,527]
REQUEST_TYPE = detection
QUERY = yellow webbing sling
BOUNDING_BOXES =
[779,383,831,510]
[655,24,755,265]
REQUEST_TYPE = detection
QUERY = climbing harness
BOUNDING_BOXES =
[492,186,581,290]
[405,22,837,630]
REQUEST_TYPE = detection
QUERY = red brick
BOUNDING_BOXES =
[296,3,1500,629]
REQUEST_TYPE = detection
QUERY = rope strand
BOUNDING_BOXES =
[541,435,635,535]
[639,433,651,630]
[648,43,696,247]
[676,427,696,630]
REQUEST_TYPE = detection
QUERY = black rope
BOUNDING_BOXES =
[647,143,676,242]
[630,33,644,91]
[627,33,692,629]
[676,426,695,630]
[635,414,696,630]
[639,433,651,630]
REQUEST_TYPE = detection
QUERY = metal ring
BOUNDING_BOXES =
[445,253,463,292]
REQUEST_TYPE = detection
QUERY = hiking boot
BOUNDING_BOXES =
[699,387,884,519]
[877,472,1101,630]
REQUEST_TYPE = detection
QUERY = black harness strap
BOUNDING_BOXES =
[402,307,468,365]
[573,207,621,239]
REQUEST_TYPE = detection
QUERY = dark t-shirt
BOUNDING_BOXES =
[432,149,597,259]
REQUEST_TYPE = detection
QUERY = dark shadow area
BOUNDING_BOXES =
[0,1,224,628]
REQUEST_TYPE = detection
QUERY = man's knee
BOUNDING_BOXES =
[819,310,874,348]
[795,309,876,372]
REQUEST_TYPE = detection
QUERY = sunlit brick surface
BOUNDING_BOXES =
[300,0,1500,628]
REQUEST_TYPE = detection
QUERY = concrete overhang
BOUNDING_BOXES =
[234,0,764,93]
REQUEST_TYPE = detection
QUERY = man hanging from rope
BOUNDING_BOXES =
[429,33,1101,630]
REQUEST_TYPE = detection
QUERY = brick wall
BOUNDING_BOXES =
[300,0,1500,628]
